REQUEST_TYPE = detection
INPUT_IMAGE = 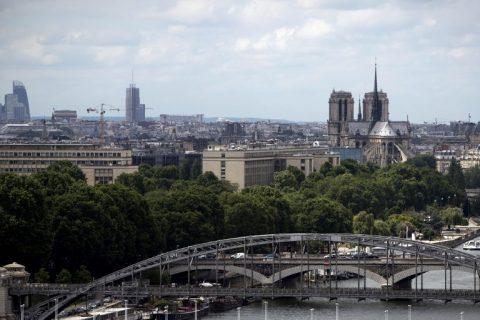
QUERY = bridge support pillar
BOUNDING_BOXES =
[0,286,14,320]
[394,279,412,290]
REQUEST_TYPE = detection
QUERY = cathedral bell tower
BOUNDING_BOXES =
[327,90,354,147]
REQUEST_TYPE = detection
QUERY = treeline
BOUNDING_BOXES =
[0,156,470,282]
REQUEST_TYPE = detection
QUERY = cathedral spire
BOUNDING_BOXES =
[357,94,362,121]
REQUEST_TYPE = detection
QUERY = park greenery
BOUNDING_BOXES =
[0,156,474,283]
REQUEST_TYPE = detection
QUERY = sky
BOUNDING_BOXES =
[0,0,479,123]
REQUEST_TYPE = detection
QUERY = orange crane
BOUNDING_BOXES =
[87,103,120,144]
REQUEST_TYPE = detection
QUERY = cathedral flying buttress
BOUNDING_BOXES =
[327,64,412,167]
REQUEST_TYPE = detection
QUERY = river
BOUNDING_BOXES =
[200,238,480,320]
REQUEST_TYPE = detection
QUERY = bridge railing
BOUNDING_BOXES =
[16,233,480,320]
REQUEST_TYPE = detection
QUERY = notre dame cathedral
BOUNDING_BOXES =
[327,65,412,167]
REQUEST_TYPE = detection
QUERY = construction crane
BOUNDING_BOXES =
[87,103,120,144]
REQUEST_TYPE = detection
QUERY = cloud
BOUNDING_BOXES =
[8,36,61,65]
[297,19,332,39]
[94,46,127,65]
[234,38,251,51]
[240,0,289,24]
[165,0,217,24]
[252,27,295,51]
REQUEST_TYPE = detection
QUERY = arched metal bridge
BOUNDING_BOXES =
[12,233,480,320]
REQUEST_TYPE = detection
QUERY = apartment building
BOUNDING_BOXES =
[0,143,137,185]
[203,147,340,189]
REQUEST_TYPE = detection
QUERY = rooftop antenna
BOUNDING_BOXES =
[468,113,471,123]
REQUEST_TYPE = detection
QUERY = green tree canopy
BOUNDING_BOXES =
[294,197,352,233]
[353,211,375,235]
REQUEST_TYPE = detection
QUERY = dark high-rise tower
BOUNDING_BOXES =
[126,84,140,123]
[12,80,30,121]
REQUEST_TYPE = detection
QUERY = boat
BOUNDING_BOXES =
[463,240,480,250]
[149,300,209,320]
[209,296,243,312]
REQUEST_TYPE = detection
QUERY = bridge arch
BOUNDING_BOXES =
[389,265,475,285]
[168,264,268,284]
[19,233,480,320]
[269,264,386,285]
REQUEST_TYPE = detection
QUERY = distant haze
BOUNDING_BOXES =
[1,0,479,123]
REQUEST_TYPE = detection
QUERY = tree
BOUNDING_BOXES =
[287,166,305,185]
[34,268,50,283]
[46,161,86,182]
[464,165,480,188]
[73,265,92,283]
[440,207,465,230]
[0,173,51,272]
[55,269,72,283]
[242,185,292,233]
[373,220,390,236]
[353,211,375,235]
[294,197,352,233]
[447,159,465,191]
[406,154,436,170]
[274,170,298,190]
[319,161,333,176]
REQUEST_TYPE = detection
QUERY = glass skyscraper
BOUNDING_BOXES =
[125,84,145,123]
[1,80,30,123]
[12,80,30,121]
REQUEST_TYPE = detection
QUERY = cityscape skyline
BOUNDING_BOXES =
[1,0,479,123]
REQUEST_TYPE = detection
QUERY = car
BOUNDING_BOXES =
[198,252,216,259]
[199,281,214,287]
[230,252,246,259]
[263,253,280,261]
[323,253,337,259]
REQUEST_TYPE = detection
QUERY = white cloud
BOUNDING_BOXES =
[422,17,437,28]
[8,36,60,65]
[462,33,476,44]
[165,0,216,24]
[336,5,409,29]
[296,0,321,9]
[167,25,191,34]
[94,46,127,65]
[240,0,288,24]
[252,27,295,51]
[297,19,332,39]
[235,38,251,51]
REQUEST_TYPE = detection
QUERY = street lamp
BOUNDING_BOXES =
[55,298,58,320]
[124,300,128,320]
[20,304,24,320]
[335,303,339,320]
[310,308,314,320]
[237,307,241,320]
[194,300,198,320]
[460,311,464,320]
[408,305,412,320]
[264,301,268,320]
[385,309,389,320]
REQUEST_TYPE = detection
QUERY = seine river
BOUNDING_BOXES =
[201,240,480,320]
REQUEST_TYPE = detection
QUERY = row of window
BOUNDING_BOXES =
[0,151,124,158]
[0,160,127,166]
